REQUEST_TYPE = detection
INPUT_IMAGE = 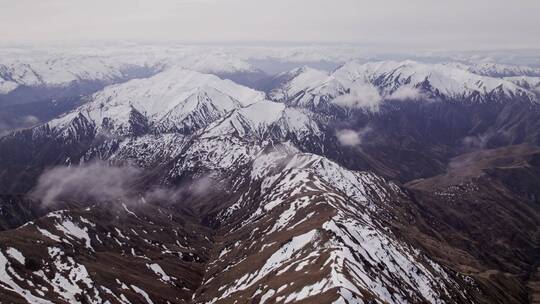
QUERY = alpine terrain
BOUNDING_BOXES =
[0,49,539,304]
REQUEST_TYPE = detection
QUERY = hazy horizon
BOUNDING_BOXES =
[1,0,539,50]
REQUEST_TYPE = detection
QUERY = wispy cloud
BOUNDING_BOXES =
[0,115,40,136]
[387,86,425,101]
[29,162,141,206]
[332,83,381,111]
[29,161,219,207]
[335,127,371,147]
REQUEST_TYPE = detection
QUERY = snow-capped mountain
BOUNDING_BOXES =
[336,61,535,100]
[504,76,540,94]
[0,145,480,304]
[270,60,537,109]
[1,55,540,303]
[0,51,261,102]
[48,68,266,137]
[194,149,475,303]
[0,50,269,135]
[269,66,347,108]
[201,101,320,140]
[0,56,157,95]
[464,62,540,77]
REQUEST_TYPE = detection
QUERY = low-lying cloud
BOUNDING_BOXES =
[387,86,425,100]
[335,127,371,147]
[462,134,491,150]
[0,115,40,136]
[30,161,219,207]
[336,129,361,146]
[143,174,215,202]
[30,162,142,206]
[332,83,382,111]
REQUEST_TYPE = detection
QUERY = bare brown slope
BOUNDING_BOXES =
[401,145,540,303]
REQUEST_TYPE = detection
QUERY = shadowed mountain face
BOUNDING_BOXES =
[313,99,540,182]
[0,96,86,136]
[0,58,539,303]
[0,64,160,135]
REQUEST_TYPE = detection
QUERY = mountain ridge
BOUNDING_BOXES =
[0,57,539,303]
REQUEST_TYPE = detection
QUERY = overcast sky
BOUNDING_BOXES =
[1,0,539,50]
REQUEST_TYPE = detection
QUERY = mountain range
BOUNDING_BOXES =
[0,53,539,304]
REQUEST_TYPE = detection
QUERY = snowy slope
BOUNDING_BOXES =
[504,76,540,94]
[0,201,212,304]
[165,105,321,178]
[270,66,347,108]
[201,101,320,140]
[196,149,474,304]
[465,62,540,77]
[270,60,537,109]
[0,147,477,303]
[337,60,536,100]
[48,68,266,136]
[0,50,261,98]
[0,56,153,94]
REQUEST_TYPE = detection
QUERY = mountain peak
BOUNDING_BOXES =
[48,67,266,137]
[270,60,538,109]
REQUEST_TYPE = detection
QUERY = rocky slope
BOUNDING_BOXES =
[0,147,482,303]
[0,199,213,304]
[405,144,540,303]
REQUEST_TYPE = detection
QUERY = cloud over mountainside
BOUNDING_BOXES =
[335,127,371,147]
[387,86,425,101]
[29,162,218,206]
[0,115,40,136]
[332,84,382,111]
[30,162,142,206]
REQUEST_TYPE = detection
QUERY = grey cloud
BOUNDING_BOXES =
[0,115,40,137]
[21,115,40,125]
[143,174,216,202]
[462,134,491,150]
[30,161,220,207]
[30,162,142,206]
[387,86,425,101]
[336,127,371,147]
[333,84,382,111]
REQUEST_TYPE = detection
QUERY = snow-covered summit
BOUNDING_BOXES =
[270,60,537,109]
[201,100,321,140]
[269,67,346,108]
[336,60,535,99]
[0,55,150,94]
[504,76,540,93]
[0,50,259,96]
[49,68,266,136]
[465,62,540,77]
